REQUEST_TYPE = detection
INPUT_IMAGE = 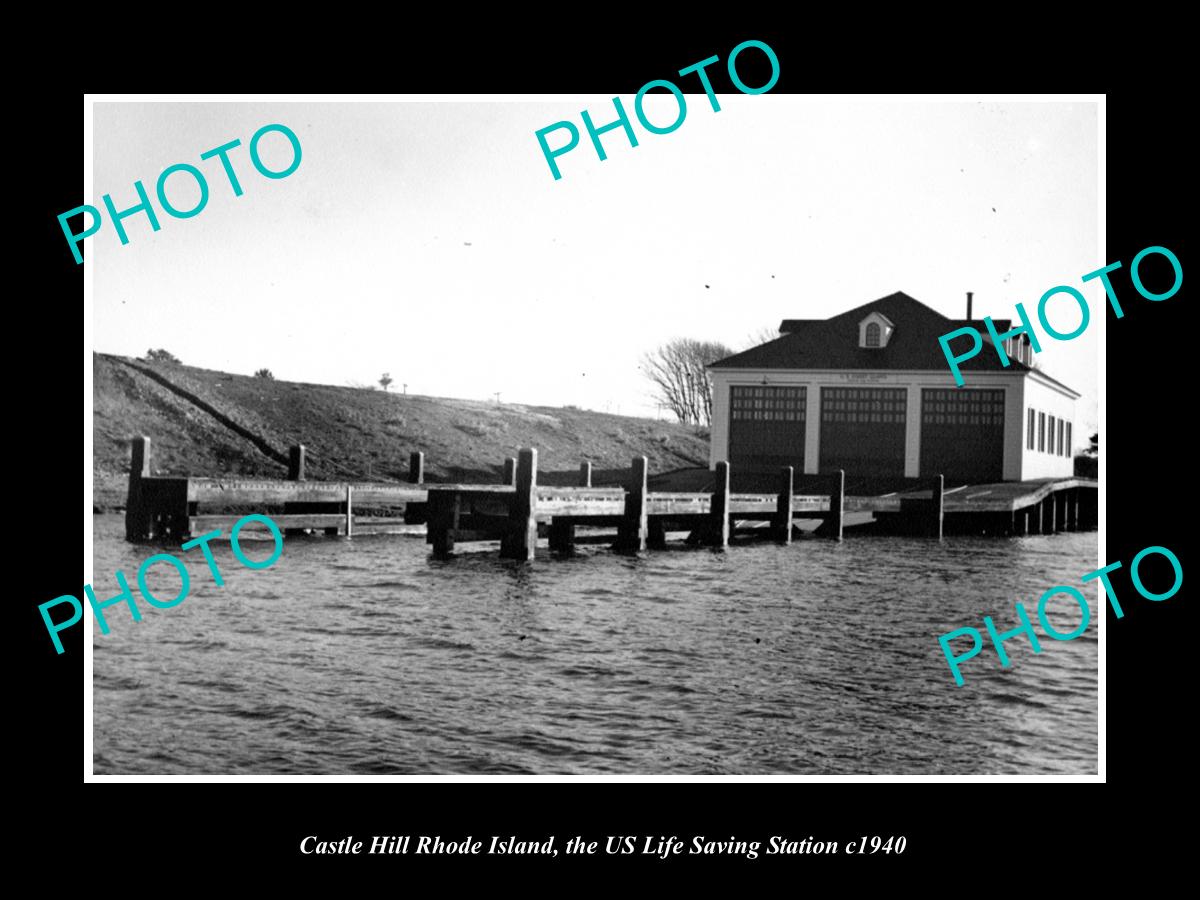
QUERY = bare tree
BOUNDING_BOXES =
[742,326,780,349]
[641,338,734,426]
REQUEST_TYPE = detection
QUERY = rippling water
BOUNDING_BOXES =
[91,515,1098,774]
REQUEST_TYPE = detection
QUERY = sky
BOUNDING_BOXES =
[92,98,1099,433]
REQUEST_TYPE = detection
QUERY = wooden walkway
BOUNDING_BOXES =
[121,436,1097,557]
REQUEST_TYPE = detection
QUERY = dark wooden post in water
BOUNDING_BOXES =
[616,456,649,552]
[1042,492,1057,533]
[503,457,517,486]
[1065,488,1079,531]
[707,461,731,549]
[931,474,944,540]
[647,517,667,549]
[427,492,460,556]
[500,448,538,561]
[548,457,576,554]
[1054,491,1068,534]
[408,451,424,484]
[579,461,592,487]
[125,435,152,541]
[288,445,306,481]
[548,519,575,554]
[345,485,354,537]
[1013,505,1028,536]
[774,466,794,544]
[816,470,845,540]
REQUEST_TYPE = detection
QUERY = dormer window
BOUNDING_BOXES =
[858,312,895,349]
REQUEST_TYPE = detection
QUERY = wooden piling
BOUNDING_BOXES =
[345,484,354,537]
[288,445,306,481]
[1066,487,1079,531]
[816,470,845,540]
[1042,493,1057,533]
[931,474,944,540]
[500,448,538,560]
[647,518,667,549]
[548,520,575,554]
[1013,506,1027,536]
[1054,491,1068,534]
[579,461,592,487]
[774,466,794,544]
[616,456,649,552]
[125,435,152,541]
[503,457,517,486]
[428,492,460,556]
[408,451,424,484]
[708,461,730,549]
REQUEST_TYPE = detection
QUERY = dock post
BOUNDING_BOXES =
[1042,492,1057,533]
[503,457,517,486]
[125,435,152,541]
[1013,505,1027,536]
[707,461,730,549]
[647,518,667,549]
[408,451,424,484]
[579,461,592,487]
[548,519,575,554]
[1066,488,1079,531]
[931,474,944,540]
[774,466,794,544]
[288,445,306,481]
[1054,491,1068,534]
[817,470,845,540]
[616,456,649,552]
[427,491,460,556]
[345,484,353,538]
[500,448,538,561]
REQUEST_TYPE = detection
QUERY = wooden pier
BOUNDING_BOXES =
[121,435,1097,557]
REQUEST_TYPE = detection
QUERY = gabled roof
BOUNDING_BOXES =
[712,291,1027,374]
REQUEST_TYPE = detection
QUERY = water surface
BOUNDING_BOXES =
[92,515,1098,774]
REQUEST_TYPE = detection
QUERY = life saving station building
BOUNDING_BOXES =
[708,292,1079,484]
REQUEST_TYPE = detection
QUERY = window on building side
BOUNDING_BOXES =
[865,323,881,347]
[1027,409,1035,450]
[1038,412,1046,452]
[1067,422,1073,457]
[1048,415,1056,454]
[1058,420,1065,456]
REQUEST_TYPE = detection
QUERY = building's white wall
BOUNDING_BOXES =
[1020,374,1078,479]
[804,386,821,474]
[1001,380,1026,481]
[904,385,921,478]
[709,368,1036,480]
[708,377,731,469]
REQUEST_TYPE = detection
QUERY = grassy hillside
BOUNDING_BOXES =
[92,354,711,510]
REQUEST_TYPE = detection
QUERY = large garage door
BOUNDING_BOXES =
[819,387,907,476]
[920,388,1005,482]
[728,386,806,474]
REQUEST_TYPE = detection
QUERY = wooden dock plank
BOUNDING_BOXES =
[646,495,712,515]
[535,497,627,516]
[189,514,345,532]
[189,478,428,505]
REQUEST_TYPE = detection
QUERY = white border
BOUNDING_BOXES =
[84,93,1106,783]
